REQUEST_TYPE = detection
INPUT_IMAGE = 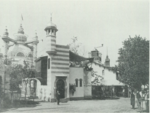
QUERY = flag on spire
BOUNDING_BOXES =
[21,15,23,21]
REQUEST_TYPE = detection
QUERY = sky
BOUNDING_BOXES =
[0,0,149,66]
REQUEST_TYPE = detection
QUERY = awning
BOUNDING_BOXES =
[69,51,93,62]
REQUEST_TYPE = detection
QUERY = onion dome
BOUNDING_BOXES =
[14,24,27,43]
[2,28,9,42]
[44,16,58,31]
[3,28,9,36]
[7,44,32,59]
[33,32,38,41]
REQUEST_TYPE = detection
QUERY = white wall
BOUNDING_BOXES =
[91,63,124,86]
[69,67,84,98]
[84,71,92,98]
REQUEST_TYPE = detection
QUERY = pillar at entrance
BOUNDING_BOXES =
[84,71,92,99]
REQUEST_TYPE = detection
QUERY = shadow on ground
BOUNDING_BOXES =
[0,100,40,112]
[92,96,120,100]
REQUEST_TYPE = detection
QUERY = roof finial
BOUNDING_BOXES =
[50,13,52,23]
[107,47,108,56]
[5,26,7,31]
[3,26,9,36]
[21,14,23,24]
[35,30,37,36]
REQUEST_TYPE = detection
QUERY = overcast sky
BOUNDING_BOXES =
[0,0,149,66]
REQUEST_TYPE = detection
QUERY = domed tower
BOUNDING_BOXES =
[44,15,58,54]
[5,24,33,66]
[105,55,110,67]
[32,32,39,65]
[15,24,27,43]
[2,28,10,58]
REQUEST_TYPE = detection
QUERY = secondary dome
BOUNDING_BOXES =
[7,44,32,58]
[14,24,27,42]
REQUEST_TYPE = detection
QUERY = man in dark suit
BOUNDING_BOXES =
[56,89,60,105]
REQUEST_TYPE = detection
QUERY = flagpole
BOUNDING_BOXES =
[21,14,23,25]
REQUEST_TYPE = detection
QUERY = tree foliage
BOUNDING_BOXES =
[68,37,86,56]
[8,62,36,92]
[117,36,149,90]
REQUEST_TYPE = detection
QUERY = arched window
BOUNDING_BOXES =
[17,52,24,57]
[75,79,78,87]
[80,79,82,87]
[28,54,33,57]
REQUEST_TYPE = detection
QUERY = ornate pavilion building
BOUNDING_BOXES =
[1,16,124,102]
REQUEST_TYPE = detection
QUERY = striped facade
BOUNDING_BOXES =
[51,36,56,51]
[51,44,69,76]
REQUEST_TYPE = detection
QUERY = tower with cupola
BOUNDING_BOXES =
[105,55,110,67]
[2,28,10,60]
[43,15,58,55]
[104,48,110,67]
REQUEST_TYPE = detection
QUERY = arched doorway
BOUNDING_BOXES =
[30,79,37,97]
[56,79,65,99]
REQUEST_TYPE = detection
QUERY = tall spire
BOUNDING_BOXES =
[50,13,52,23]
[107,47,108,56]
[18,24,24,34]
[35,30,37,37]
[21,14,23,25]
[3,26,9,36]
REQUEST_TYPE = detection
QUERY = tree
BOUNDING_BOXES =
[117,36,149,90]
[6,60,36,104]
[68,37,86,56]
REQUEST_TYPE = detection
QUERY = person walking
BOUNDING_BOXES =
[56,89,60,105]
[136,91,141,109]
[131,91,135,109]
[145,90,149,112]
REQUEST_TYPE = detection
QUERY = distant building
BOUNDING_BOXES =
[89,50,102,63]
[105,55,110,67]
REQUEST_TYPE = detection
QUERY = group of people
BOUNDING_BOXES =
[130,90,149,111]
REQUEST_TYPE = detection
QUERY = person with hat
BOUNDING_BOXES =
[56,89,60,105]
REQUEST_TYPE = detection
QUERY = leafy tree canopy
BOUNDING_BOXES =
[117,36,149,90]
[6,61,37,92]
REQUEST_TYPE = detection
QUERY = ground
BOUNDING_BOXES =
[1,98,147,113]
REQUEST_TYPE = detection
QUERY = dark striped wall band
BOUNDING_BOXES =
[56,50,69,53]
[52,58,69,61]
[51,67,69,69]
[56,44,69,49]
[51,71,69,74]
[54,54,69,57]
[52,62,69,65]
